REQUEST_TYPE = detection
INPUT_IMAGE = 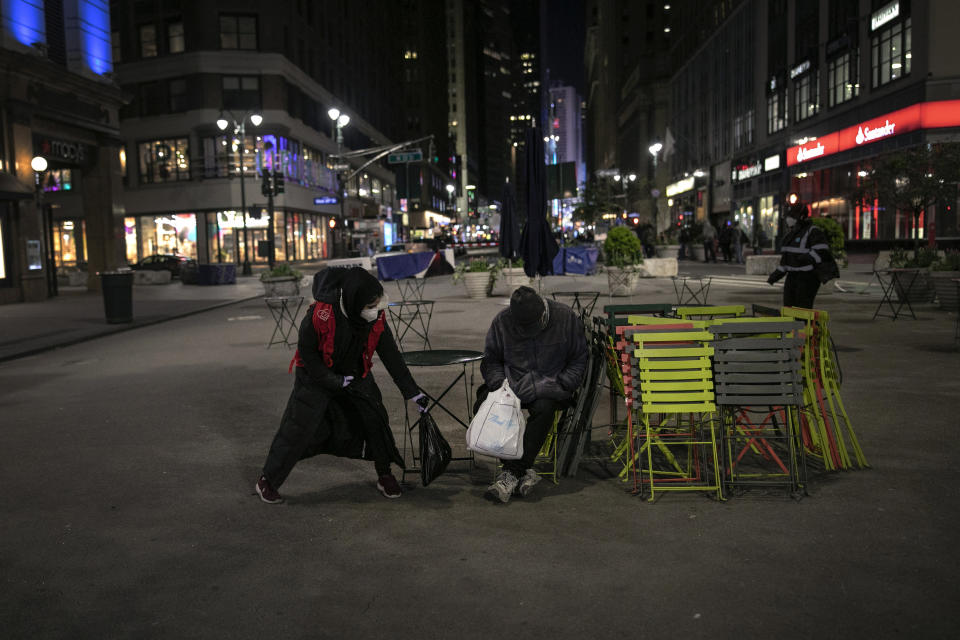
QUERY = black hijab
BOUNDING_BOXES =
[339,267,384,332]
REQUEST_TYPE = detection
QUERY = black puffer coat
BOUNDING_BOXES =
[270,268,418,469]
[480,298,588,404]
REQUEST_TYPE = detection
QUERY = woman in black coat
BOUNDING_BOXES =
[256,267,426,503]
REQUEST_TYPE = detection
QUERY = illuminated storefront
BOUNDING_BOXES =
[785,99,960,242]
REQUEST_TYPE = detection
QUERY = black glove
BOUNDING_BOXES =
[767,271,784,285]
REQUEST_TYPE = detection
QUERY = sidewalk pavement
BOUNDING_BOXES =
[0,253,926,364]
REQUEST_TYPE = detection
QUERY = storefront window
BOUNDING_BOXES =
[136,214,197,258]
[138,138,190,183]
[793,71,819,122]
[733,203,755,245]
[757,195,777,251]
[124,217,138,263]
[872,18,911,88]
[42,169,72,192]
[0,218,6,280]
[828,52,859,107]
[53,220,83,266]
[272,211,286,261]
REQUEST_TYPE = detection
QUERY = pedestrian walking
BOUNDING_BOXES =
[719,223,732,262]
[732,224,746,264]
[479,286,587,503]
[256,267,428,504]
[701,219,718,263]
[767,197,839,308]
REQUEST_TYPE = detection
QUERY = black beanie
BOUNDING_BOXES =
[510,286,546,328]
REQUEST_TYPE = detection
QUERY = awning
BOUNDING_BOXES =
[0,172,33,200]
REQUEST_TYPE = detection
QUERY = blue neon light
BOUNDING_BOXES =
[77,0,112,75]
[3,0,47,48]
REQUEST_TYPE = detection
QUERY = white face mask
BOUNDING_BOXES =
[784,216,798,228]
[360,308,379,323]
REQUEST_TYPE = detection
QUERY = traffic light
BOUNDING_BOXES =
[274,170,284,194]
[261,173,272,197]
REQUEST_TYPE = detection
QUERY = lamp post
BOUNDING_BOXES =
[328,108,350,257]
[31,155,58,297]
[217,110,262,276]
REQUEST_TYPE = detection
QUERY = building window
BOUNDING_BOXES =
[169,78,188,112]
[828,51,859,107]
[222,75,260,111]
[138,138,190,184]
[139,24,157,58]
[139,81,165,117]
[111,30,121,63]
[767,90,787,133]
[167,21,184,54]
[42,169,72,192]
[872,18,911,87]
[793,70,819,122]
[734,109,755,150]
[220,15,257,50]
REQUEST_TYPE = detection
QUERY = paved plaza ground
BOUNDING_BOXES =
[1,259,958,639]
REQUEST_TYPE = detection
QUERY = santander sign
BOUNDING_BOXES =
[787,99,960,166]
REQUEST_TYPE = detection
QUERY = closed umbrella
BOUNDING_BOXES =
[498,184,518,260]
[518,127,559,278]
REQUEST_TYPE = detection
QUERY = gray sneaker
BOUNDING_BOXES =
[486,471,519,503]
[517,468,542,497]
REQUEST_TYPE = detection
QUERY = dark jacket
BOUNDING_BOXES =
[773,220,840,283]
[480,299,588,404]
[276,272,418,467]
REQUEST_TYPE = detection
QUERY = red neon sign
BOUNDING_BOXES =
[786,99,960,166]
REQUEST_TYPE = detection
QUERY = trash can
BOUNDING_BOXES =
[99,270,133,323]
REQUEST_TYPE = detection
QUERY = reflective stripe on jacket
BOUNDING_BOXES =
[776,222,838,280]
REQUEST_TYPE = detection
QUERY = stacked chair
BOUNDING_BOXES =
[625,322,724,501]
[709,318,807,497]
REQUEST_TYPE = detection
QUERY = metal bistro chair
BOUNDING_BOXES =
[710,319,807,497]
[628,325,723,501]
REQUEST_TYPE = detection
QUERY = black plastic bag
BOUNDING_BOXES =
[419,412,452,487]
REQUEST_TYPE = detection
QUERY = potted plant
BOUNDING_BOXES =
[453,258,498,298]
[499,258,534,295]
[603,226,644,296]
[888,246,937,304]
[810,216,848,267]
[260,263,303,297]
[930,250,960,311]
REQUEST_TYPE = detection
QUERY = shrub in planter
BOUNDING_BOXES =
[453,259,499,298]
[810,217,848,267]
[260,263,303,297]
[603,227,644,295]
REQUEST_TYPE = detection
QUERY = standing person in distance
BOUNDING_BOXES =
[479,286,588,503]
[767,195,839,308]
[701,218,718,263]
[255,267,428,504]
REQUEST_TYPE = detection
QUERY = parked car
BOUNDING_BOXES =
[130,254,196,278]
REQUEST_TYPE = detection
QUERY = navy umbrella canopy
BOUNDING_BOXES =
[498,184,518,260]
[518,128,559,278]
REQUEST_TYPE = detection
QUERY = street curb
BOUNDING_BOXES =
[0,294,264,365]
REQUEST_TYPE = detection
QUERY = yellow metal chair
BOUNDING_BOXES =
[629,327,723,501]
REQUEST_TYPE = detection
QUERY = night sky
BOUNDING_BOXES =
[543,0,586,95]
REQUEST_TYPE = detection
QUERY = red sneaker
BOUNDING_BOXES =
[376,473,402,499]
[256,476,283,504]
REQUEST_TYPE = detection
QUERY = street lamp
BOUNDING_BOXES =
[216,110,262,275]
[328,108,350,257]
[31,155,58,296]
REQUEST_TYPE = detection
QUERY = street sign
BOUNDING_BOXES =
[314,196,338,205]
[330,163,350,171]
[387,149,423,164]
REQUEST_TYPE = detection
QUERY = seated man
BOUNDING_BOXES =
[480,286,588,502]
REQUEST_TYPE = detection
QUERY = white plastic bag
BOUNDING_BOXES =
[466,381,526,459]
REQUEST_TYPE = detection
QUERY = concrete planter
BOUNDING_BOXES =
[500,267,534,296]
[463,271,493,298]
[638,257,678,277]
[656,245,680,260]
[690,245,705,262]
[892,268,935,304]
[930,271,960,311]
[607,266,641,296]
[262,276,300,297]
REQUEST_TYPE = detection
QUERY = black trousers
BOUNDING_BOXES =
[703,241,716,262]
[783,272,821,309]
[501,398,564,477]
